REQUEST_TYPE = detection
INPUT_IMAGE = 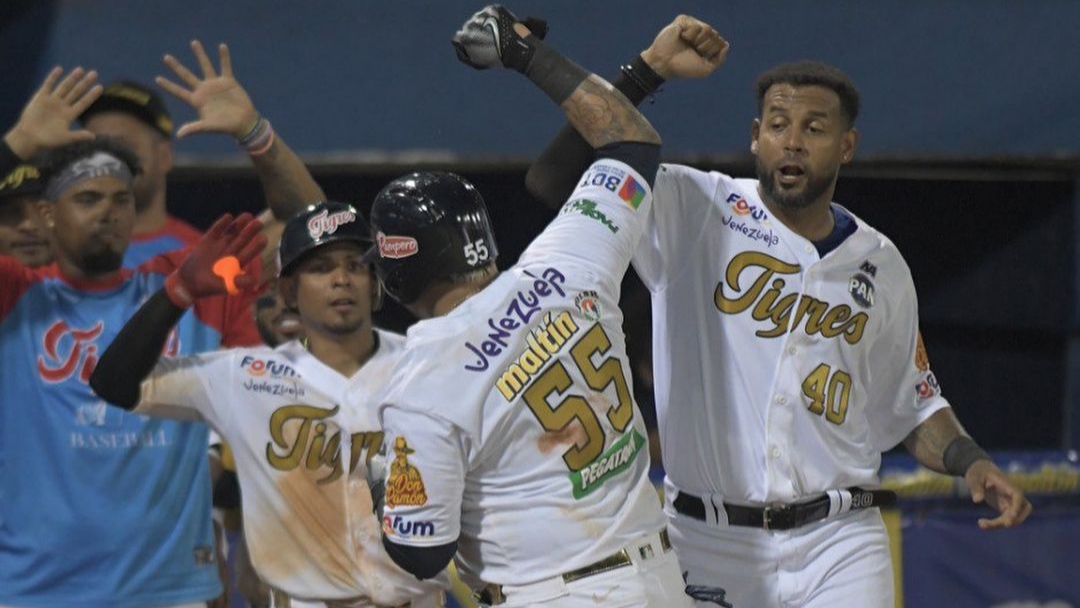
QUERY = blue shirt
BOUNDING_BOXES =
[0,253,259,608]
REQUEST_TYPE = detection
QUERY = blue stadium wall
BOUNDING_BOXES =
[2,0,1078,158]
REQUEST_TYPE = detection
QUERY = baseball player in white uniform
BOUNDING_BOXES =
[91,205,447,608]
[525,27,1034,607]
[358,6,694,607]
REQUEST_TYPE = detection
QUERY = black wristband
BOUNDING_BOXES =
[942,436,991,476]
[619,55,666,100]
[522,35,590,105]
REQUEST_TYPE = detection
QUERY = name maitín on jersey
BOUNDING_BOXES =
[714,251,870,344]
[495,310,581,401]
[265,404,384,484]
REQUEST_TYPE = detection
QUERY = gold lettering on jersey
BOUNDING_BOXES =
[496,311,581,402]
[386,436,428,508]
[714,251,869,344]
[266,404,383,484]
[349,430,385,472]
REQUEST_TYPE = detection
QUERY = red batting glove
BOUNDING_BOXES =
[165,213,267,308]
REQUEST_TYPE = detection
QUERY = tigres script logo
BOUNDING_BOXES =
[306,208,356,240]
[714,252,869,344]
[37,320,179,384]
[37,320,104,383]
[265,404,383,484]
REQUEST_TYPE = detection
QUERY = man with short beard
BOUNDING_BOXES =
[79,80,203,267]
[527,39,1031,607]
[0,137,262,608]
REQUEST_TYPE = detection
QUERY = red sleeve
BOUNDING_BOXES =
[0,256,40,319]
[165,216,203,246]
[139,248,190,275]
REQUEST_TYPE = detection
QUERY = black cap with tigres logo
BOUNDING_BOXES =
[0,164,43,200]
[79,80,173,138]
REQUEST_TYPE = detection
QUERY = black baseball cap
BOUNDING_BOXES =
[79,80,173,138]
[0,164,43,201]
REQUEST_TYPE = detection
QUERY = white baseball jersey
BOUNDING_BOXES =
[135,329,446,607]
[637,164,949,503]
[377,158,666,587]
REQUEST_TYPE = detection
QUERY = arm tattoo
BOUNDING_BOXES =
[904,408,965,474]
[561,75,659,149]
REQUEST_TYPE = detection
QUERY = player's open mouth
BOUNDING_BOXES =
[777,164,806,185]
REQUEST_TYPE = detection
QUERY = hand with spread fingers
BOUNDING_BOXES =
[965,459,1034,530]
[4,66,103,159]
[156,40,259,140]
[165,212,266,308]
[641,15,729,80]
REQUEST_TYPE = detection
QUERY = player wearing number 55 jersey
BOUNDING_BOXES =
[528,43,1034,606]
[365,6,694,608]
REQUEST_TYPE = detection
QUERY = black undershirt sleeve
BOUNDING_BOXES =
[382,537,458,581]
[88,290,186,410]
[594,141,661,188]
[525,65,654,209]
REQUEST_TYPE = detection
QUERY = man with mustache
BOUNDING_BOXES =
[365,6,696,607]
[525,24,1032,608]
[0,48,322,608]
[90,203,448,608]
[0,137,262,608]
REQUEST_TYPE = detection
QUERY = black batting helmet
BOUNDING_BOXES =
[365,172,498,304]
[277,201,373,277]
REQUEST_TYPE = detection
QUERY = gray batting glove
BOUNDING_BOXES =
[452,4,548,72]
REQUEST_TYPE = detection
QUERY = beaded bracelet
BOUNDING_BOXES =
[238,116,275,157]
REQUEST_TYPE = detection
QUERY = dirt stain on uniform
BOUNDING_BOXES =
[248,419,379,593]
[538,419,589,453]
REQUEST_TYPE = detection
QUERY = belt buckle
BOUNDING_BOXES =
[762,502,789,530]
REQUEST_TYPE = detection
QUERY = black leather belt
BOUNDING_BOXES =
[475,529,672,605]
[673,487,897,531]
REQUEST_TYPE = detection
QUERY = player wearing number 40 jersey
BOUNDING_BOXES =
[365,6,694,608]
[526,18,1034,608]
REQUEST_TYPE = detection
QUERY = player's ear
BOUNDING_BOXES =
[36,199,55,229]
[750,119,761,155]
[841,127,859,164]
